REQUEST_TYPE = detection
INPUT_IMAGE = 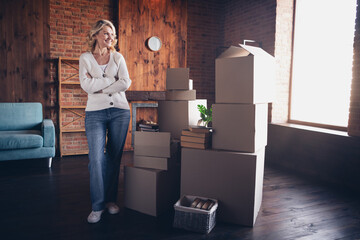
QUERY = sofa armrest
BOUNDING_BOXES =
[42,119,55,147]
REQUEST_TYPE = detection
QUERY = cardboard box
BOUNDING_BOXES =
[165,90,196,101]
[133,155,174,170]
[180,147,265,226]
[215,44,275,104]
[212,103,268,153]
[166,68,191,90]
[158,99,207,139]
[134,131,171,158]
[124,166,180,216]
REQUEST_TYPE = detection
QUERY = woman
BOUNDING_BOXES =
[79,20,131,223]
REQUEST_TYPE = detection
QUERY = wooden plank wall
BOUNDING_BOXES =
[118,0,187,91]
[0,0,50,111]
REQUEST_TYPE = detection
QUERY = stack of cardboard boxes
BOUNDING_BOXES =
[124,132,180,216]
[180,44,275,226]
[158,68,207,139]
[124,68,207,217]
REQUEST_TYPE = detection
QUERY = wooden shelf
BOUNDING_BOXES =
[61,149,89,156]
[61,128,86,133]
[60,81,80,85]
[59,57,80,61]
[59,57,87,157]
[60,106,86,109]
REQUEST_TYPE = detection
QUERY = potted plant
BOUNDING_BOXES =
[197,104,212,128]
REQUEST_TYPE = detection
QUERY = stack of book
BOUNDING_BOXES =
[138,121,159,132]
[180,126,212,149]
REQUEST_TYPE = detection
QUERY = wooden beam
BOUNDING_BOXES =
[126,91,165,101]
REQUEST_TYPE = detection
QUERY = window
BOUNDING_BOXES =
[290,0,357,129]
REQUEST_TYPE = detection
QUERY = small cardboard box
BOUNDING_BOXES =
[133,155,174,170]
[212,103,268,153]
[215,44,275,104]
[166,68,191,90]
[124,166,180,216]
[134,131,171,158]
[165,90,196,101]
[158,99,207,139]
[180,147,265,226]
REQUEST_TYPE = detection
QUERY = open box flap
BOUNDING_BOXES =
[217,46,251,58]
[217,45,274,59]
[239,44,274,58]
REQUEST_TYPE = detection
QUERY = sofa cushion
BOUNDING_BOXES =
[0,130,43,150]
[0,103,43,131]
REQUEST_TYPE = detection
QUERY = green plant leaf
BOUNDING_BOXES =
[197,104,212,125]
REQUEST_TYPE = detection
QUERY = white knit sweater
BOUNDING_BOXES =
[79,51,131,111]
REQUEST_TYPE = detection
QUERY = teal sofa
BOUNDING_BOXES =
[0,102,55,167]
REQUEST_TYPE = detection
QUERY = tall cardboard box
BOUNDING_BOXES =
[180,147,265,226]
[124,166,180,216]
[166,68,192,90]
[158,99,207,139]
[215,44,275,104]
[212,103,268,152]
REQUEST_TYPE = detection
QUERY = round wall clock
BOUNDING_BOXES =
[146,36,162,51]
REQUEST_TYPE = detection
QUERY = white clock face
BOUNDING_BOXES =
[147,36,162,51]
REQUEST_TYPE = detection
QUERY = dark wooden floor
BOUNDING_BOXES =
[1,152,360,240]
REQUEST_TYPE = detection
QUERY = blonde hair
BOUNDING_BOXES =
[87,20,118,52]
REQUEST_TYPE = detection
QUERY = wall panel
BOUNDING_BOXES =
[118,0,187,91]
[0,0,50,114]
[187,0,224,106]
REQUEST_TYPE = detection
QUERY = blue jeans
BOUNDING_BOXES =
[85,108,130,211]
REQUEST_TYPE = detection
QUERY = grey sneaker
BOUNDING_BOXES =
[87,210,104,223]
[106,202,120,214]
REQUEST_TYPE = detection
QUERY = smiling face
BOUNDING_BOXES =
[94,25,115,49]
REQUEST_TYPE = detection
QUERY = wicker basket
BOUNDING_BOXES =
[173,195,218,234]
